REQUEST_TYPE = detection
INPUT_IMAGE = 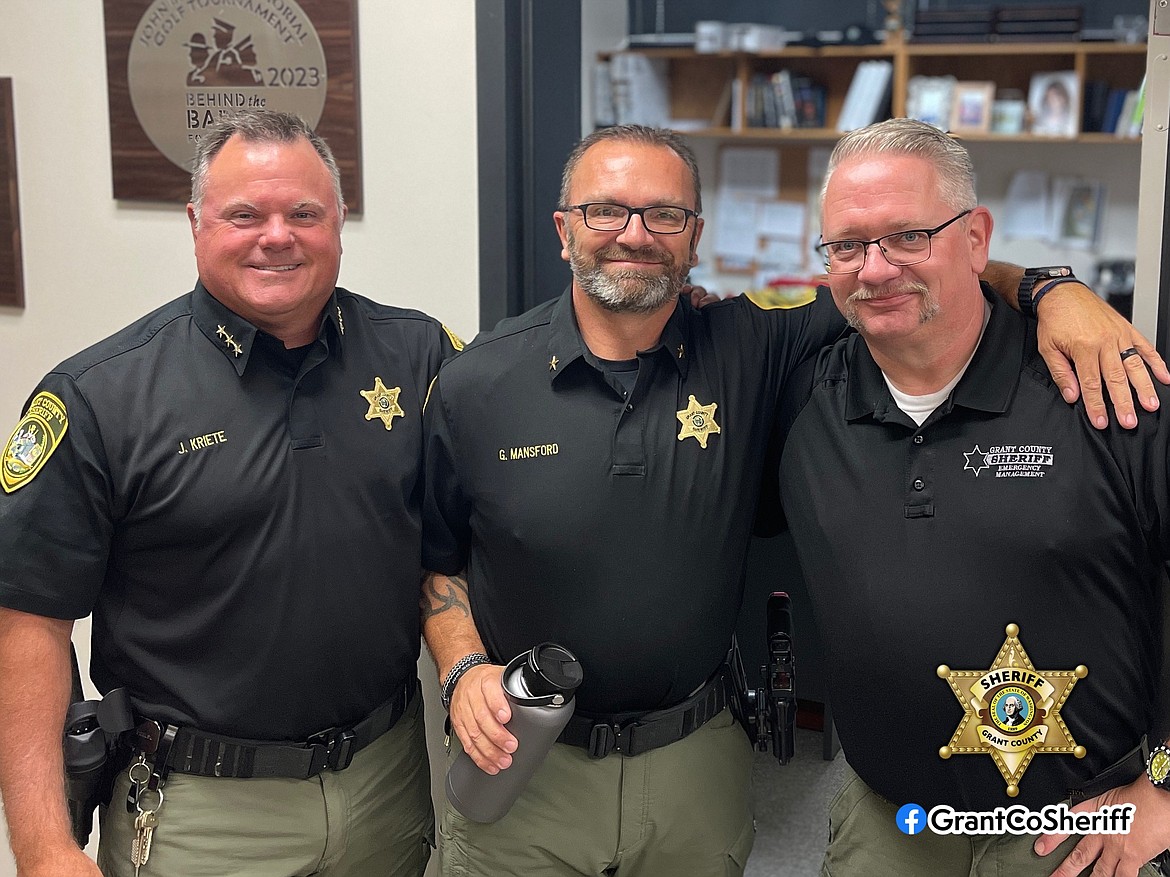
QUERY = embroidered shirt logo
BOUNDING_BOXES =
[676,395,720,449]
[2,391,69,493]
[937,623,1086,798]
[963,444,1053,478]
[360,377,405,430]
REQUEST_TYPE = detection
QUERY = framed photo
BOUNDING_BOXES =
[0,78,23,309]
[1053,177,1103,249]
[906,75,956,130]
[1028,71,1079,137]
[949,81,995,133]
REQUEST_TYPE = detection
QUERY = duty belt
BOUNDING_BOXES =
[132,677,416,780]
[559,668,729,758]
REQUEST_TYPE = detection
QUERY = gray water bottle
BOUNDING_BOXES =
[445,642,583,823]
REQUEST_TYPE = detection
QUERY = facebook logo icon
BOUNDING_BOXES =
[896,803,927,836]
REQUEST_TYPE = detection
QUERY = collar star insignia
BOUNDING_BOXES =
[964,445,990,476]
[216,325,243,357]
[676,395,721,448]
[937,623,1087,797]
[336,305,345,335]
[549,355,559,371]
[360,377,405,430]
[677,344,685,359]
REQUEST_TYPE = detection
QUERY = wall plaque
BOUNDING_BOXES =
[0,79,24,309]
[103,0,362,211]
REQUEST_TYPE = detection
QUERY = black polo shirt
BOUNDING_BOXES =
[775,287,1167,811]
[423,288,843,715]
[0,283,459,740]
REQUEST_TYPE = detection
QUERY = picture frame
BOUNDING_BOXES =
[1053,177,1103,249]
[1028,70,1080,137]
[0,78,23,309]
[906,75,956,130]
[949,81,995,133]
[102,0,363,210]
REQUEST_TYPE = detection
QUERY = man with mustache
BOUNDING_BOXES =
[772,117,1170,877]
[420,124,1164,876]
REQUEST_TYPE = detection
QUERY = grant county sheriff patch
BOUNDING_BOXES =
[938,624,1086,797]
[2,391,69,493]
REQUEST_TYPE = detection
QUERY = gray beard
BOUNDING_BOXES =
[576,264,679,314]
[567,232,687,315]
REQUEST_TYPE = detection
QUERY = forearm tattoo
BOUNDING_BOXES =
[420,571,470,620]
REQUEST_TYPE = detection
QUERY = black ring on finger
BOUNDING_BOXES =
[1120,347,1141,361]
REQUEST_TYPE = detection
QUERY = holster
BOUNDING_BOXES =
[727,591,796,766]
[63,646,135,848]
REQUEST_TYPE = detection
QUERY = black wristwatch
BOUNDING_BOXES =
[1017,266,1074,317]
[1148,743,1170,790]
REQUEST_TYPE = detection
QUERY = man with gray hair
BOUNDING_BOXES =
[420,122,1164,876]
[0,110,459,876]
[772,117,1170,876]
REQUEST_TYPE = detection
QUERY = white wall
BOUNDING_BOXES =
[0,2,478,874]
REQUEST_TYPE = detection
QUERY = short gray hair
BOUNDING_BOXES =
[190,110,344,224]
[822,118,977,212]
[559,124,703,214]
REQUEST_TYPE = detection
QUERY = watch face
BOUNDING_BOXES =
[1151,748,1170,786]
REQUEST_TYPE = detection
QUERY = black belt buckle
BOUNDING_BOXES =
[587,723,621,759]
[307,727,357,772]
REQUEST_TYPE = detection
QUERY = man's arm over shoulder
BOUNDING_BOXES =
[980,261,1169,430]
[727,284,847,383]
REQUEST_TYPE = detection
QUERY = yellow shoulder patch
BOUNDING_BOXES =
[744,285,819,311]
[2,391,69,494]
[442,325,465,352]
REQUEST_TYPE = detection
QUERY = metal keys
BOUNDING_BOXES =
[131,808,158,874]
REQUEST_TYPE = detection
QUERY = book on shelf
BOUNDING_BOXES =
[1101,88,1130,135]
[837,60,893,132]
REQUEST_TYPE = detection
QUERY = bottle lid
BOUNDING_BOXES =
[518,642,583,699]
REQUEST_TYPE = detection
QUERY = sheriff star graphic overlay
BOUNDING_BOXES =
[676,395,721,449]
[937,623,1086,797]
[360,377,405,430]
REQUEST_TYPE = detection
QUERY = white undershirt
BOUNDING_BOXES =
[882,300,992,426]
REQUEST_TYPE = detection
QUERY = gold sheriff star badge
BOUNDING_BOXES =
[360,377,405,430]
[938,623,1086,797]
[676,395,720,448]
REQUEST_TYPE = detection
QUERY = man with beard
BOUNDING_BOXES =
[772,118,1170,877]
[419,124,1164,876]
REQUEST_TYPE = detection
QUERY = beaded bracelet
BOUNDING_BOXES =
[440,652,491,711]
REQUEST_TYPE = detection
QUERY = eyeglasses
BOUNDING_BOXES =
[568,202,698,235]
[815,210,972,274]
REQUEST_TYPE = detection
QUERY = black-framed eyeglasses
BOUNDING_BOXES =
[815,210,972,274]
[568,202,699,235]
